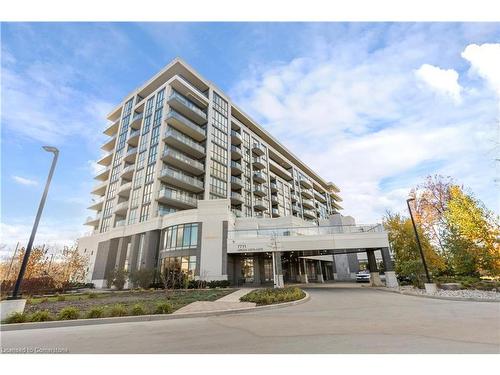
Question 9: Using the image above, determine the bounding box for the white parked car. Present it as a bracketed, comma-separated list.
[356, 271, 371, 283]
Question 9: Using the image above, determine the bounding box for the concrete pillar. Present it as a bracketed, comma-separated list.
[273, 252, 284, 288]
[300, 258, 309, 283]
[317, 260, 324, 283]
[334, 253, 350, 281]
[381, 247, 399, 288]
[367, 249, 384, 287]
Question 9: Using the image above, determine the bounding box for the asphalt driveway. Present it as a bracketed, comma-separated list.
[1, 287, 499, 353]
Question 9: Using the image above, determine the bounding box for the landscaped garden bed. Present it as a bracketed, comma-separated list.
[240, 287, 305, 305]
[3, 289, 236, 324]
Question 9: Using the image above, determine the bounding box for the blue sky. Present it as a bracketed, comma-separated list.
[1, 22, 499, 253]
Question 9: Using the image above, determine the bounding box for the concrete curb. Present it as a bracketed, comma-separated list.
[0, 291, 310, 332]
[374, 287, 500, 303]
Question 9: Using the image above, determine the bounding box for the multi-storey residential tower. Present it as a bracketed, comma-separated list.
[79, 58, 397, 289]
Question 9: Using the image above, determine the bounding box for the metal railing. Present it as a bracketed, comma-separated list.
[163, 148, 204, 171]
[166, 110, 206, 136]
[158, 188, 197, 206]
[160, 167, 204, 189]
[228, 223, 384, 239]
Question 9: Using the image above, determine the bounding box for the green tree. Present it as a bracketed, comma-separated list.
[384, 212, 445, 286]
[444, 186, 500, 276]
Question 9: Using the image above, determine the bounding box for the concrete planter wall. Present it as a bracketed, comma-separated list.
[1, 299, 27, 321]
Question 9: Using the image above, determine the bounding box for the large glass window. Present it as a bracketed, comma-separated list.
[161, 255, 197, 280]
[162, 223, 199, 250]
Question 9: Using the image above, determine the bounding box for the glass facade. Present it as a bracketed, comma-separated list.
[161, 256, 197, 280]
[162, 223, 199, 250]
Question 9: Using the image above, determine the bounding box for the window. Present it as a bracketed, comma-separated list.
[161, 255, 197, 280]
[211, 143, 227, 164]
[210, 160, 227, 181]
[210, 176, 227, 198]
[162, 223, 199, 250]
[140, 204, 150, 222]
[131, 188, 141, 208]
[241, 257, 254, 282]
[145, 164, 155, 183]
[128, 208, 137, 224]
[143, 183, 153, 203]
[137, 151, 147, 169]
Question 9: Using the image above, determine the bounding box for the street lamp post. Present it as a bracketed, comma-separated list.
[406, 198, 431, 283]
[9, 146, 59, 300]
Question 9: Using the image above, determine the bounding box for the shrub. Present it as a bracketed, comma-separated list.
[57, 307, 80, 320]
[86, 292, 97, 299]
[207, 280, 230, 289]
[29, 310, 54, 322]
[129, 269, 155, 289]
[130, 303, 147, 316]
[56, 293, 66, 302]
[154, 301, 173, 314]
[109, 304, 128, 317]
[110, 269, 128, 290]
[240, 287, 305, 305]
[85, 307, 105, 319]
[187, 280, 206, 289]
[3, 312, 28, 324]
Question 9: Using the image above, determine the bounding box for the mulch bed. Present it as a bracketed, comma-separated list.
[24, 289, 236, 315]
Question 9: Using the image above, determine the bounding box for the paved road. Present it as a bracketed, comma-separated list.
[1, 288, 499, 353]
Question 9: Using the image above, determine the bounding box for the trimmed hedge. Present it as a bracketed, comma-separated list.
[240, 287, 305, 305]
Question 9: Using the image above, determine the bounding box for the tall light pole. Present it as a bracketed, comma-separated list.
[406, 198, 431, 283]
[9, 146, 59, 300]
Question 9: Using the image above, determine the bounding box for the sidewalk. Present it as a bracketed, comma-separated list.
[173, 288, 256, 314]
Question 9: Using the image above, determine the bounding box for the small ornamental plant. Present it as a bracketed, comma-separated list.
[109, 304, 128, 317]
[57, 307, 79, 320]
[154, 301, 173, 314]
[29, 310, 54, 322]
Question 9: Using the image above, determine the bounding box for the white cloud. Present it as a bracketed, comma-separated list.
[462, 43, 500, 96]
[12, 175, 38, 186]
[415, 64, 462, 103]
[230, 34, 498, 223]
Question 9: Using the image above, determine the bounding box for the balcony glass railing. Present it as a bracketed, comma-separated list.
[166, 110, 206, 136]
[164, 128, 205, 154]
[231, 161, 242, 170]
[163, 149, 204, 171]
[131, 112, 143, 123]
[129, 129, 140, 138]
[231, 176, 243, 186]
[125, 147, 138, 157]
[231, 192, 243, 201]
[169, 91, 207, 120]
[160, 167, 204, 189]
[231, 145, 242, 155]
[158, 188, 197, 206]
[231, 130, 242, 140]
[231, 209, 243, 218]
[303, 209, 316, 217]
[121, 164, 135, 175]
[176, 74, 209, 98]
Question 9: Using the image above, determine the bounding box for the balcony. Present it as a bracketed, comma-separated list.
[121, 164, 135, 180]
[169, 75, 209, 108]
[303, 209, 317, 219]
[165, 110, 206, 142]
[230, 192, 244, 205]
[230, 161, 243, 176]
[314, 191, 326, 203]
[272, 208, 280, 218]
[252, 143, 265, 156]
[85, 214, 101, 226]
[104, 119, 119, 136]
[231, 130, 242, 145]
[252, 156, 267, 170]
[94, 166, 110, 181]
[127, 128, 140, 146]
[271, 195, 279, 205]
[130, 113, 143, 130]
[157, 188, 197, 209]
[88, 197, 104, 211]
[91, 181, 107, 196]
[118, 182, 132, 197]
[115, 219, 126, 228]
[231, 208, 243, 218]
[163, 128, 205, 158]
[253, 185, 267, 197]
[330, 191, 343, 202]
[270, 182, 278, 193]
[253, 172, 267, 184]
[123, 147, 138, 162]
[159, 167, 204, 193]
[269, 159, 292, 181]
[331, 201, 344, 211]
[167, 91, 207, 125]
[162, 148, 204, 175]
[101, 135, 117, 152]
[300, 177, 313, 189]
[290, 193, 298, 202]
[254, 199, 268, 211]
[114, 201, 129, 215]
[301, 189, 313, 199]
[97, 152, 113, 166]
[302, 198, 315, 209]
[292, 204, 300, 213]
[231, 176, 243, 190]
[231, 145, 242, 160]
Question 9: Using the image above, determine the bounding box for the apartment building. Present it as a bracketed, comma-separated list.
[79, 58, 396, 288]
